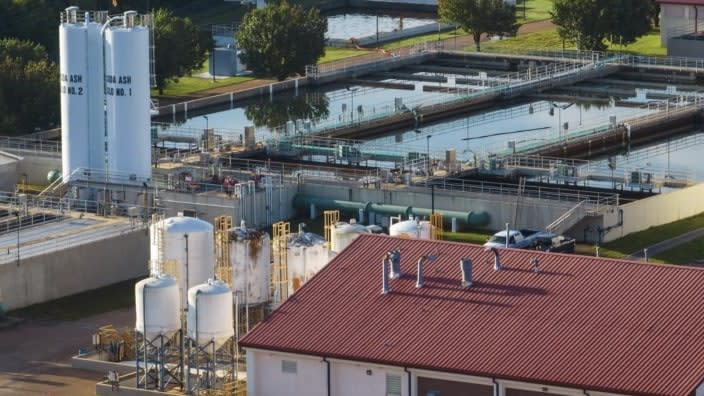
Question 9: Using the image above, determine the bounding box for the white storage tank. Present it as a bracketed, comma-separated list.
[105, 11, 151, 182]
[229, 222, 271, 305]
[389, 215, 433, 240]
[135, 274, 181, 340]
[287, 230, 330, 294]
[187, 279, 234, 351]
[59, 7, 89, 182]
[85, 11, 107, 172]
[149, 214, 215, 307]
[330, 220, 370, 253]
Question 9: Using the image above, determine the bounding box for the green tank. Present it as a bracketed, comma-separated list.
[47, 169, 61, 184]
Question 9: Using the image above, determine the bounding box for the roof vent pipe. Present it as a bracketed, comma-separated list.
[490, 247, 501, 271]
[382, 256, 391, 294]
[389, 249, 401, 279]
[531, 257, 540, 273]
[460, 258, 473, 288]
[416, 256, 426, 288]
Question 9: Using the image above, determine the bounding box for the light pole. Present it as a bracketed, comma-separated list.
[346, 86, 358, 124]
[203, 115, 209, 131]
[426, 134, 431, 178]
[14, 211, 19, 267]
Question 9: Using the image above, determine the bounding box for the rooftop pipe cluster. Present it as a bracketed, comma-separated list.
[381, 247, 541, 295]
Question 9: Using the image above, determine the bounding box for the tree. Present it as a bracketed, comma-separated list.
[438, 0, 518, 52]
[0, 38, 58, 135]
[245, 92, 329, 129]
[153, 8, 213, 94]
[551, 0, 652, 51]
[236, 1, 327, 81]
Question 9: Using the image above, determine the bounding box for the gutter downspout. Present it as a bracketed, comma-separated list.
[492, 378, 500, 396]
[323, 357, 331, 396]
[404, 367, 412, 396]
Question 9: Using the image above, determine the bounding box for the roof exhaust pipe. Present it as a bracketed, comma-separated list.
[382, 254, 391, 294]
[389, 249, 401, 279]
[531, 257, 540, 273]
[416, 254, 437, 288]
[460, 258, 473, 288]
[489, 247, 501, 271]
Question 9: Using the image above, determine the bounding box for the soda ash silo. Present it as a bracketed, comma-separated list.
[59, 7, 107, 181]
[104, 11, 152, 182]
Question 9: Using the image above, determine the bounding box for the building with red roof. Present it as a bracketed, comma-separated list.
[657, 0, 704, 54]
[241, 234, 704, 396]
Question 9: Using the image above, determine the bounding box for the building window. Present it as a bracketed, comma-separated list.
[386, 374, 402, 396]
[281, 360, 297, 374]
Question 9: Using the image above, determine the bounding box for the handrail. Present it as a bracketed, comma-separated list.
[546, 200, 587, 234]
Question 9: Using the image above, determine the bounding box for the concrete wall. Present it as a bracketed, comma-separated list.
[601, 183, 704, 243]
[0, 228, 149, 310]
[299, 182, 574, 231]
[667, 36, 704, 57]
[0, 159, 17, 192]
[7, 151, 61, 186]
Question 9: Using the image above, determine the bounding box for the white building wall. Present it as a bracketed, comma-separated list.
[246, 349, 327, 396]
[660, 4, 704, 46]
[330, 358, 408, 396]
[697, 379, 704, 396]
[246, 349, 632, 396]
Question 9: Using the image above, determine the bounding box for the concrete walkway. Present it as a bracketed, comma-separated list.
[157, 19, 554, 105]
[627, 227, 704, 260]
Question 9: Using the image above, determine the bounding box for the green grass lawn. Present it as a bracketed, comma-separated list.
[654, 236, 704, 265]
[319, 47, 372, 63]
[476, 27, 666, 56]
[442, 230, 493, 245]
[516, 0, 553, 23]
[9, 278, 138, 321]
[151, 75, 254, 98]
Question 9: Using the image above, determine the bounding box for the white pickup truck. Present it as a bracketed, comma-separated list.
[483, 229, 547, 249]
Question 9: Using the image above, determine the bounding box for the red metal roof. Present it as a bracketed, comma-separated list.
[241, 235, 704, 395]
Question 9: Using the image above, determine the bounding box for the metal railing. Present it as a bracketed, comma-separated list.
[546, 200, 587, 234]
[0, 136, 61, 155]
[430, 177, 619, 208]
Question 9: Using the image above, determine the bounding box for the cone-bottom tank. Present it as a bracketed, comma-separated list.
[135, 274, 181, 340]
[187, 279, 234, 351]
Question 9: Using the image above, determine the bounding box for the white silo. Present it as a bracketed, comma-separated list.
[149, 214, 215, 307]
[187, 279, 234, 351]
[330, 220, 370, 253]
[104, 11, 152, 182]
[135, 274, 181, 340]
[229, 222, 271, 305]
[389, 215, 433, 239]
[287, 230, 330, 294]
[85, 11, 107, 172]
[59, 8, 107, 182]
[59, 7, 89, 182]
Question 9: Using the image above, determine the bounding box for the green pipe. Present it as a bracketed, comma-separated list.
[410, 207, 490, 227]
[293, 195, 490, 227]
[292, 195, 370, 213]
[369, 203, 412, 217]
